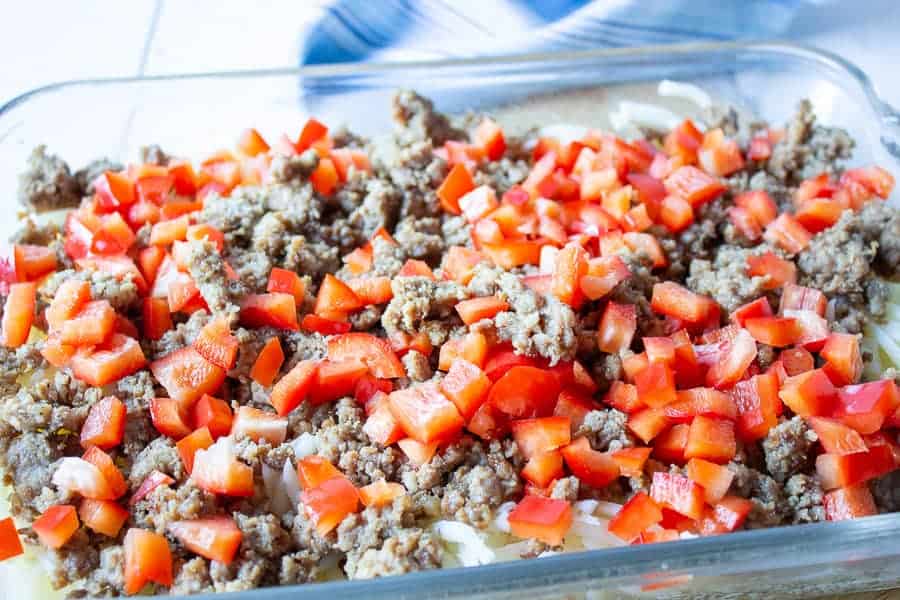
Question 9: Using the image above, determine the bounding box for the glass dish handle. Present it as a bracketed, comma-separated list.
[879, 100, 900, 161]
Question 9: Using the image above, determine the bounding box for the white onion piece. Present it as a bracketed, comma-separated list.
[492, 501, 516, 533]
[291, 432, 319, 458]
[263, 463, 292, 515]
[493, 540, 532, 562]
[540, 245, 559, 274]
[569, 515, 624, 550]
[658, 80, 712, 110]
[615, 101, 682, 131]
[433, 521, 496, 567]
[592, 501, 623, 518]
[573, 499, 599, 516]
[871, 323, 900, 366]
[282, 460, 302, 507]
[539, 124, 589, 146]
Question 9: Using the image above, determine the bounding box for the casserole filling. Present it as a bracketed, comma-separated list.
[0, 88, 898, 596]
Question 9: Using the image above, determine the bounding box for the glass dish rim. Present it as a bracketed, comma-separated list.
[1, 40, 898, 125]
[3, 39, 900, 597]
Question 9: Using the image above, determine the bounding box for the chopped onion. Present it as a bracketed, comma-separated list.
[614, 101, 682, 131]
[492, 501, 516, 533]
[570, 514, 624, 550]
[433, 520, 496, 567]
[493, 540, 532, 562]
[658, 80, 712, 110]
[573, 499, 599, 515]
[540, 245, 559, 274]
[871, 323, 900, 367]
[592, 501, 623, 518]
[282, 460, 302, 507]
[537, 550, 561, 558]
[539, 124, 589, 146]
[291, 432, 319, 458]
[263, 463, 292, 515]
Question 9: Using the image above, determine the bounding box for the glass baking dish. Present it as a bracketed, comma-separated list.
[1, 41, 900, 598]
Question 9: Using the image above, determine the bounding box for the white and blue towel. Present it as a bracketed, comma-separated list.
[300, 0, 819, 65]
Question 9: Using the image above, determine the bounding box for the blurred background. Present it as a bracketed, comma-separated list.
[0, 0, 898, 107]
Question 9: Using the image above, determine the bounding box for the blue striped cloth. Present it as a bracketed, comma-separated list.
[300, 0, 817, 65]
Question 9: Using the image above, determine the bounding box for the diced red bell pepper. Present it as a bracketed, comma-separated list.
[296, 455, 343, 490]
[459, 185, 499, 223]
[310, 157, 339, 195]
[651, 282, 716, 325]
[698, 496, 753, 535]
[240, 293, 299, 331]
[474, 118, 507, 161]
[746, 252, 797, 290]
[781, 309, 829, 351]
[551, 244, 588, 308]
[664, 387, 737, 422]
[59, 299, 116, 346]
[627, 173, 667, 218]
[623, 232, 668, 269]
[79, 499, 128, 538]
[597, 301, 637, 354]
[149, 214, 190, 246]
[326, 332, 404, 379]
[779, 369, 837, 417]
[820, 333, 862, 386]
[841, 166, 894, 199]
[437, 163, 476, 215]
[684, 416, 736, 464]
[314, 274, 362, 315]
[192, 394, 233, 440]
[481, 240, 542, 269]
[141, 297, 173, 341]
[388, 383, 464, 444]
[747, 136, 773, 161]
[95, 170, 136, 209]
[560, 436, 620, 488]
[45, 279, 91, 331]
[635, 361, 677, 408]
[266, 268, 306, 304]
[166, 271, 200, 313]
[363, 396, 404, 446]
[487, 365, 562, 419]
[467, 400, 510, 441]
[33, 505, 79, 549]
[191, 438, 254, 497]
[698, 128, 744, 177]
[580, 256, 631, 301]
[150, 346, 225, 410]
[358, 480, 406, 508]
[511, 416, 572, 460]
[124, 528, 173, 595]
[0, 517, 23, 561]
[610, 446, 652, 478]
[176, 427, 215, 473]
[397, 437, 439, 466]
[395, 259, 434, 279]
[439, 359, 491, 421]
[659, 194, 695, 233]
[82, 446, 128, 499]
[823, 483, 878, 521]
[735, 190, 778, 227]
[308, 359, 368, 405]
[301, 476, 360, 536]
[604, 380, 644, 414]
[628, 407, 671, 443]
[816, 444, 896, 490]
[706, 329, 758, 389]
[744, 316, 801, 347]
[664, 119, 703, 164]
[795, 197, 843, 233]
[608, 491, 663, 542]
[13, 244, 57, 281]
[507, 495, 573, 546]
[663, 165, 726, 207]
[442, 246, 485, 285]
[168, 515, 242, 565]
[52, 457, 115, 500]
[780, 282, 827, 316]
[686, 457, 734, 504]
[807, 417, 866, 456]
[250, 336, 285, 388]
[764, 213, 812, 254]
[346, 276, 393, 306]
[553, 389, 595, 432]
[193, 316, 239, 370]
[130, 471, 175, 506]
[150, 398, 192, 440]
[653, 423, 689, 463]
[230, 406, 287, 445]
[521, 450, 565, 488]
[455, 295, 509, 325]
[300, 314, 351, 335]
[729, 297, 773, 327]
[835, 379, 899, 434]
[357, 376, 393, 406]
[1, 282, 36, 348]
[71, 333, 147, 387]
[730, 372, 781, 441]
[649, 472, 704, 520]
[80, 396, 126, 450]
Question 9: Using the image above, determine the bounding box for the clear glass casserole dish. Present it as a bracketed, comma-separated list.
[0, 41, 899, 599]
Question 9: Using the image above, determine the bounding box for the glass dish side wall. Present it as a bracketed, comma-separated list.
[0, 42, 898, 598]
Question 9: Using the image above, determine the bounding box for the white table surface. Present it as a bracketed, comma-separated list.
[1, 0, 898, 109]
